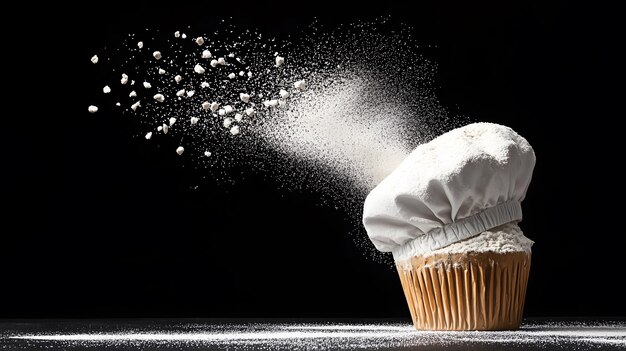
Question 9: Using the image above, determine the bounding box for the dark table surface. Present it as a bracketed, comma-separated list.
[1, 318, 624, 350]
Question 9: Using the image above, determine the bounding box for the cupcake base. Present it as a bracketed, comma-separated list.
[397, 251, 531, 331]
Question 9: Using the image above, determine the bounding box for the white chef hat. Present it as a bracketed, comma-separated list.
[363, 123, 536, 261]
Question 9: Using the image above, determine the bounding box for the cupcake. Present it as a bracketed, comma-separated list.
[363, 123, 536, 331]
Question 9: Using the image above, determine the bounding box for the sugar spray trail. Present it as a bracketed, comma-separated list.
[88, 18, 460, 264]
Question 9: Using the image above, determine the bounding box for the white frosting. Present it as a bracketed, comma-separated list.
[362, 123, 536, 262]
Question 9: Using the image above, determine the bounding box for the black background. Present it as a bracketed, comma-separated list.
[4, 2, 625, 319]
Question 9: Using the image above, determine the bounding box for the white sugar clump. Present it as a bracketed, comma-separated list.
[223, 118, 233, 128]
[230, 125, 240, 135]
[145, 132, 152, 140]
[121, 74, 129, 85]
[201, 101, 211, 110]
[158, 68, 166, 75]
[131, 101, 141, 111]
[204, 151, 211, 157]
[137, 41, 143, 49]
[217, 57, 226, 65]
[294, 80, 306, 90]
[153, 51, 162, 60]
[275, 56, 284, 66]
[129, 90, 137, 98]
[210, 59, 218, 67]
[143, 82, 152, 89]
[186, 90, 195, 97]
[91, 55, 98, 64]
[234, 113, 243, 122]
[240, 93, 250, 103]
[279, 89, 290, 99]
[224, 105, 234, 114]
[429, 223, 533, 256]
[228, 73, 236, 79]
[245, 107, 255, 116]
[176, 146, 184, 155]
[176, 89, 186, 97]
[195, 37, 205, 46]
[210, 102, 219, 112]
[239, 71, 245, 76]
[200, 82, 209, 88]
[194, 64, 205, 74]
[153, 94, 165, 102]
[174, 31, 180, 38]
[169, 117, 177, 126]
[174, 75, 182, 83]
[202, 50, 212, 59]
[88, 105, 98, 113]
[103, 86, 111, 94]
[162, 124, 169, 134]
[190, 117, 199, 125]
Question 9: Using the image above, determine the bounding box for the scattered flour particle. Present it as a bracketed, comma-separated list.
[234, 113, 243, 122]
[217, 57, 226, 65]
[224, 105, 234, 114]
[194, 64, 206, 74]
[228, 73, 236, 79]
[195, 37, 205, 46]
[143, 82, 152, 89]
[278, 99, 287, 108]
[181, 33, 187, 39]
[103, 86, 111, 94]
[204, 151, 211, 157]
[176, 146, 184, 155]
[162, 124, 169, 134]
[210, 59, 218, 67]
[247, 71, 252, 78]
[131, 101, 141, 111]
[294, 80, 306, 90]
[210, 102, 219, 112]
[186, 90, 195, 97]
[228, 53, 235, 58]
[174, 75, 182, 83]
[190, 117, 199, 125]
[121, 74, 129, 85]
[137, 41, 143, 49]
[223, 118, 233, 128]
[129, 91, 137, 98]
[131, 80, 135, 85]
[169, 117, 176, 126]
[115, 102, 121, 106]
[279, 89, 290, 99]
[230, 125, 240, 135]
[200, 82, 209, 88]
[240, 93, 250, 103]
[258, 93, 264, 98]
[239, 71, 245, 76]
[157, 126, 163, 132]
[245, 107, 255, 116]
[91, 55, 98, 64]
[153, 51, 162, 60]
[263, 100, 270, 107]
[88, 105, 98, 113]
[145, 132, 152, 140]
[174, 31, 180, 38]
[202, 101, 210, 110]
[153, 94, 165, 102]
[176, 89, 186, 97]
[269, 99, 279, 107]
[201, 50, 212, 59]
[159, 68, 166, 75]
[218, 109, 226, 116]
[275, 56, 284, 66]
